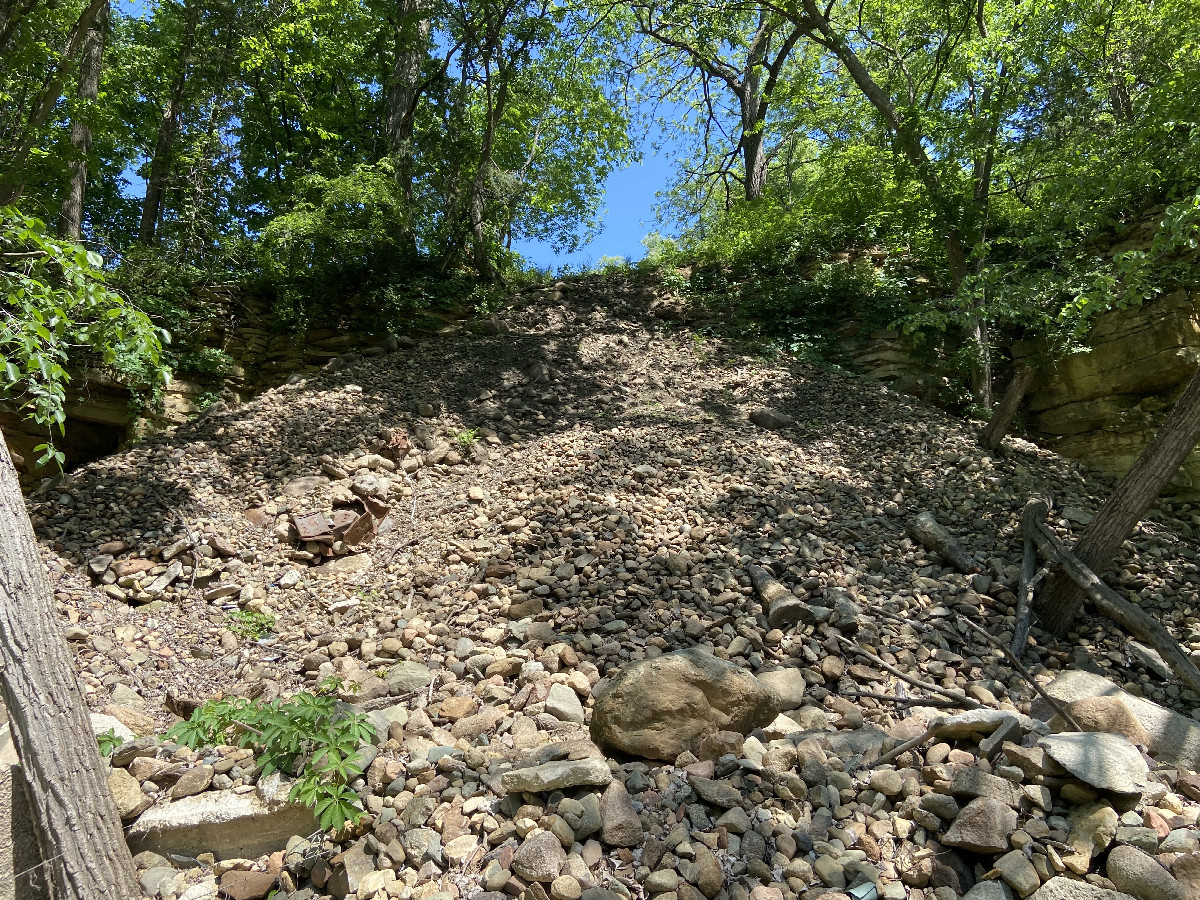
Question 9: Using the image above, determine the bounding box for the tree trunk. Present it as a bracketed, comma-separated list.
[1035, 365, 1200, 635]
[138, 1, 197, 245]
[737, 73, 767, 202]
[980, 364, 1035, 451]
[386, 0, 430, 258]
[742, 129, 767, 201]
[0, 433, 139, 899]
[469, 55, 508, 283]
[59, 2, 108, 240]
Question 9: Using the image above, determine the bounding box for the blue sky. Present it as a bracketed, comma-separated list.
[512, 150, 678, 271]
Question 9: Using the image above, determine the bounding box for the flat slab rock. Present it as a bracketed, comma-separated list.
[1036, 670, 1200, 769]
[127, 783, 317, 861]
[500, 757, 612, 794]
[1029, 877, 1137, 900]
[1037, 732, 1148, 795]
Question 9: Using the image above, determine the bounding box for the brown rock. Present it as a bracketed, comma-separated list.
[109, 768, 152, 820]
[171, 765, 214, 800]
[218, 870, 279, 900]
[590, 649, 781, 761]
[439, 696, 479, 721]
[1052, 696, 1152, 747]
[693, 845, 724, 898]
[599, 781, 642, 847]
[942, 798, 1018, 853]
[100, 704, 156, 735]
[112, 558, 156, 577]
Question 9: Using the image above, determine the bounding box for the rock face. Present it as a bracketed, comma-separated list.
[1021, 287, 1200, 497]
[839, 268, 1200, 496]
[126, 787, 318, 860]
[590, 649, 781, 761]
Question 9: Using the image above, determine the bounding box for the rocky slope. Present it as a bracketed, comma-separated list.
[22, 276, 1200, 900]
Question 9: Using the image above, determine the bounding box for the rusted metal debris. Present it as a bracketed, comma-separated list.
[329, 509, 358, 531]
[291, 500, 389, 554]
[343, 512, 376, 547]
[292, 511, 333, 543]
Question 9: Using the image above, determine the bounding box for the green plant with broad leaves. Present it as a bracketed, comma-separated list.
[225, 610, 275, 641]
[96, 728, 124, 756]
[0, 207, 166, 467]
[455, 428, 479, 452]
[167, 690, 374, 832]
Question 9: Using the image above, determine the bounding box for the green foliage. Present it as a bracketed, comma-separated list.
[258, 164, 413, 312]
[0, 207, 166, 466]
[225, 610, 276, 641]
[455, 428, 479, 452]
[167, 691, 374, 832]
[97, 729, 124, 756]
[663, 254, 918, 367]
[178, 347, 234, 379]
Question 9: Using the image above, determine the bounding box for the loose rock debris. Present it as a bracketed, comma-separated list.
[17, 275, 1200, 900]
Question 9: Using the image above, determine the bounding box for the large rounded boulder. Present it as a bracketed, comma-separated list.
[590, 648, 782, 761]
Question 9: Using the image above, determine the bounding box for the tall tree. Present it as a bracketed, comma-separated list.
[630, 0, 803, 203]
[138, 0, 199, 245]
[59, 1, 109, 239]
[0, 0, 111, 205]
[385, 0, 435, 258]
[782, 0, 1021, 406]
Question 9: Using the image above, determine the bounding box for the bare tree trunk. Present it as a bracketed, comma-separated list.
[0, 433, 139, 899]
[59, 2, 108, 240]
[737, 70, 767, 202]
[1035, 365, 1200, 635]
[386, 0, 430, 258]
[138, 0, 197, 245]
[980, 364, 1034, 451]
[469, 55, 508, 283]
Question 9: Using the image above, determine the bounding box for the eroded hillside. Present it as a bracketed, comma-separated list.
[24, 276, 1200, 900]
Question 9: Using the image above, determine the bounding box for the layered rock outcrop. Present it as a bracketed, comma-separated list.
[1019, 287, 1200, 496]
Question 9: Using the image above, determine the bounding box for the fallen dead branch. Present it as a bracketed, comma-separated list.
[832, 634, 982, 710]
[841, 690, 964, 708]
[1020, 497, 1200, 697]
[958, 617, 1082, 732]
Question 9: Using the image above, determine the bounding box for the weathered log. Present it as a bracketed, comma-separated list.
[0, 435, 139, 898]
[1010, 499, 1048, 658]
[746, 564, 812, 629]
[1020, 498, 1200, 697]
[906, 511, 979, 574]
[979, 365, 1036, 452]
